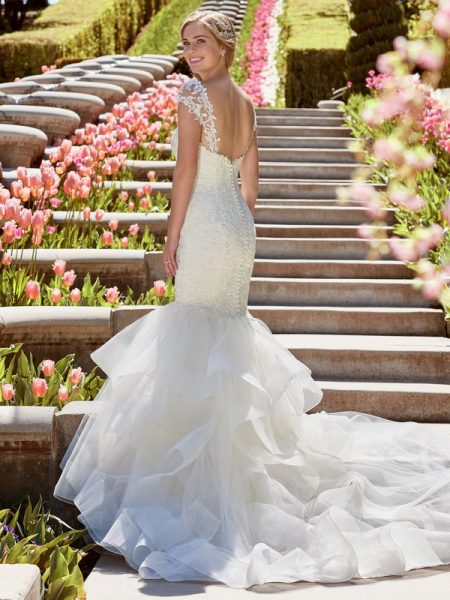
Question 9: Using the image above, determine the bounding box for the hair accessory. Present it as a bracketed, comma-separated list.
[219, 22, 234, 41]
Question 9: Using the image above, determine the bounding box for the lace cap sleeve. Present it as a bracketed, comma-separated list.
[176, 78, 218, 153]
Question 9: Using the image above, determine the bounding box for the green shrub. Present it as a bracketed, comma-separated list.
[285, 0, 350, 107]
[0, 495, 96, 599]
[0, 0, 169, 82]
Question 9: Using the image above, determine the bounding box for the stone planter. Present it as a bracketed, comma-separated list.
[0, 123, 47, 167]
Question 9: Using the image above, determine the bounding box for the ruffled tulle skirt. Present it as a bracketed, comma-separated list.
[53, 300, 450, 588]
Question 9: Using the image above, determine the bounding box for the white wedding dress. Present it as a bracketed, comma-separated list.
[54, 77, 450, 589]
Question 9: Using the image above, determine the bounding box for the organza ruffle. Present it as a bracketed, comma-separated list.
[53, 301, 450, 588]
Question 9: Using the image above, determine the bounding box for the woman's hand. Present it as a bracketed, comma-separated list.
[162, 237, 179, 278]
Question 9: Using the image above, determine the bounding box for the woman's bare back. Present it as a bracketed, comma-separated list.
[200, 78, 256, 162]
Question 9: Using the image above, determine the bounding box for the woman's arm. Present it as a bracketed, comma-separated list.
[163, 101, 201, 278]
[239, 130, 259, 217]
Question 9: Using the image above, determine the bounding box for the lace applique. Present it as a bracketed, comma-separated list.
[176, 78, 218, 153]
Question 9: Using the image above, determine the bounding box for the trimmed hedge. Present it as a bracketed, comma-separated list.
[0, 0, 170, 82]
[346, 0, 408, 93]
[285, 0, 350, 107]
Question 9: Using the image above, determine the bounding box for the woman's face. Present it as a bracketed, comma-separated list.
[181, 21, 223, 74]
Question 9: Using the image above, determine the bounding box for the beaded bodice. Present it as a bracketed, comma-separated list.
[170, 78, 257, 316]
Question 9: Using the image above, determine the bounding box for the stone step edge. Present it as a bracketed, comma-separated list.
[2, 397, 450, 454]
[0, 306, 448, 338]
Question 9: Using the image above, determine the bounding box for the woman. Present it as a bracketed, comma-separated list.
[54, 10, 450, 589]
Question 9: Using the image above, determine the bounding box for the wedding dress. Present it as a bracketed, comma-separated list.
[53, 77, 450, 589]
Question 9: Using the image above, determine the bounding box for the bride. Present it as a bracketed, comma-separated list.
[54, 9, 450, 589]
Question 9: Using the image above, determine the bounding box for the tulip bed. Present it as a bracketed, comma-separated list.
[0, 73, 191, 308]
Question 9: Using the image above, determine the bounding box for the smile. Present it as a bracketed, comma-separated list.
[190, 57, 204, 63]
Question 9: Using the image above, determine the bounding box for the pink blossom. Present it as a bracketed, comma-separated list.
[108, 218, 119, 231]
[69, 367, 84, 385]
[25, 280, 41, 300]
[32, 377, 47, 398]
[58, 385, 69, 402]
[2, 253, 12, 266]
[95, 208, 105, 221]
[139, 197, 150, 209]
[154, 280, 166, 297]
[105, 286, 120, 303]
[83, 206, 91, 221]
[2, 383, 14, 401]
[62, 269, 76, 287]
[120, 236, 129, 248]
[128, 223, 139, 236]
[41, 360, 55, 377]
[102, 230, 114, 246]
[50, 288, 62, 303]
[52, 259, 66, 276]
[70, 288, 82, 303]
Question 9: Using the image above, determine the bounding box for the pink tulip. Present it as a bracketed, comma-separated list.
[83, 206, 91, 221]
[32, 377, 48, 398]
[41, 360, 55, 377]
[50, 288, 62, 303]
[25, 280, 41, 300]
[120, 236, 129, 248]
[128, 223, 139, 236]
[69, 367, 84, 385]
[70, 288, 82, 303]
[2, 384, 14, 401]
[108, 218, 119, 231]
[95, 209, 105, 221]
[2, 253, 12, 266]
[139, 198, 150, 209]
[127, 201, 135, 211]
[102, 230, 114, 246]
[154, 280, 166, 297]
[62, 269, 76, 287]
[31, 210, 45, 230]
[58, 385, 69, 402]
[52, 259, 66, 276]
[105, 286, 119, 303]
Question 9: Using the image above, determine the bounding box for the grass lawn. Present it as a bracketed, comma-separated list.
[128, 0, 203, 56]
[285, 0, 350, 50]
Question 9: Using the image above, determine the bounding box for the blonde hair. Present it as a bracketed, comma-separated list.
[180, 10, 236, 76]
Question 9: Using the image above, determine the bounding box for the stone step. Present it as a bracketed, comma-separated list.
[100, 179, 384, 200]
[84, 554, 450, 599]
[254, 224, 392, 238]
[256, 147, 357, 163]
[48, 212, 392, 239]
[282, 333, 450, 384]
[315, 381, 450, 421]
[255, 107, 344, 117]
[125, 159, 367, 180]
[10, 249, 411, 282]
[257, 125, 352, 138]
[1, 308, 447, 383]
[255, 116, 344, 126]
[249, 277, 438, 307]
[254, 205, 395, 225]
[249, 306, 445, 336]
[255, 237, 398, 260]
[252, 259, 411, 279]
[255, 198, 367, 206]
[257, 136, 352, 149]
